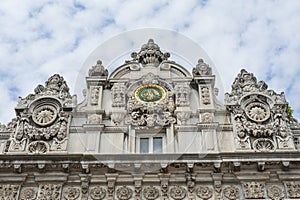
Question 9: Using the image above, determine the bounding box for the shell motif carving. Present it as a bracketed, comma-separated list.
[116, 186, 133, 200]
[89, 186, 106, 200]
[253, 138, 276, 152]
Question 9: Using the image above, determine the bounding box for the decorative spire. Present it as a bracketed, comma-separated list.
[88, 60, 108, 77]
[131, 39, 170, 66]
[192, 59, 212, 76]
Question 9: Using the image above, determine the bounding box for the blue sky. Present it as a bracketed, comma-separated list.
[0, 0, 300, 123]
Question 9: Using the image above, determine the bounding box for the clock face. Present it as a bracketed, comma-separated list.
[135, 84, 166, 103]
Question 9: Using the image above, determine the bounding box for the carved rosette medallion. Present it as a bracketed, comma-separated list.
[267, 185, 284, 200]
[195, 186, 213, 199]
[89, 186, 106, 200]
[32, 104, 58, 126]
[135, 84, 166, 103]
[143, 186, 159, 200]
[170, 186, 187, 200]
[245, 102, 270, 122]
[253, 138, 276, 152]
[63, 187, 80, 200]
[116, 186, 133, 200]
[20, 188, 37, 200]
[38, 184, 61, 200]
[223, 185, 240, 200]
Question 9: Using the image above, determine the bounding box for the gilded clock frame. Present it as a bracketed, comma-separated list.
[134, 84, 166, 103]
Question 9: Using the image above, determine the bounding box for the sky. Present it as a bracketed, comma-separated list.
[0, 0, 300, 124]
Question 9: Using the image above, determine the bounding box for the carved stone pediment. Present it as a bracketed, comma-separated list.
[6, 75, 73, 154]
[226, 70, 295, 152]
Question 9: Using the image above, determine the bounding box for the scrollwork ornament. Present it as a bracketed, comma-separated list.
[267, 185, 284, 200]
[63, 187, 80, 200]
[195, 186, 213, 199]
[143, 186, 159, 200]
[223, 185, 240, 200]
[20, 188, 37, 200]
[89, 186, 106, 200]
[116, 186, 133, 200]
[170, 186, 187, 200]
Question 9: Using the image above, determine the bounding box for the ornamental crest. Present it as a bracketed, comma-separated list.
[225, 69, 295, 151]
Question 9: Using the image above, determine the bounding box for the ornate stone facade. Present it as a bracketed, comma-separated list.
[0, 39, 299, 199]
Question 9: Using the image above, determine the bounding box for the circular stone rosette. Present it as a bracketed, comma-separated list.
[63, 187, 80, 200]
[116, 186, 133, 200]
[20, 188, 37, 200]
[170, 186, 187, 200]
[30, 98, 61, 126]
[245, 102, 270, 122]
[134, 84, 166, 103]
[89, 186, 106, 200]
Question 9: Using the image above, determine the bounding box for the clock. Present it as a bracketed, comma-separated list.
[135, 84, 166, 103]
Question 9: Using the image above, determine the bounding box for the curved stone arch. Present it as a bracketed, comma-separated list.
[239, 93, 274, 110]
[28, 96, 63, 113]
[109, 62, 141, 80]
[161, 61, 192, 78]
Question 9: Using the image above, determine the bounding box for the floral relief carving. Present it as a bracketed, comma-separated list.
[195, 186, 213, 199]
[170, 185, 187, 200]
[243, 182, 265, 199]
[286, 182, 300, 198]
[143, 186, 159, 200]
[89, 186, 106, 200]
[267, 185, 284, 200]
[112, 83, 127, 107]
[27, 141, 49, 154]
[201, 87, 210, 105]
[245, 102, 270, 123]
[116, 186, 133, 200]
[20, 187, 37, 200]
[90, 87, 100, 105]
[174, 83, 190, 106]
[38, 184, 62, 200]
[63, 187, 81, 200]
[201, 113, 213, 123]
[0, 184, 20, 199]
[223, 185, 240, 200]
[126, 93, 176, 128]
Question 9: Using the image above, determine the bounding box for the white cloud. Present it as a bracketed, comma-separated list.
[0, 0, 300, 123]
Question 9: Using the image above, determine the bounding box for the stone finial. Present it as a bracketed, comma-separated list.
[192, 59, 212, 76]
[88, 60, 108, 77]
[131, 39, 170, 66]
